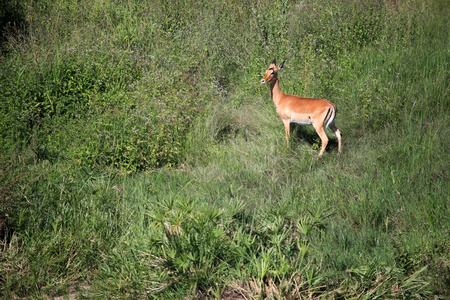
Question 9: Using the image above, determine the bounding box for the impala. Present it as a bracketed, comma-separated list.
[261, 59, 342, 157]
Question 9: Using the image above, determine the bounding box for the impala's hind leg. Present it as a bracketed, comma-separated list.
[329, 124, 342, 154]
[313, 123, 329, 158]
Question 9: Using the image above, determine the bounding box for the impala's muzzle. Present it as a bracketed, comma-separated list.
[261, 79, 266, 84]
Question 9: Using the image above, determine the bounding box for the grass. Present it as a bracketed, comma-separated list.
[1, 0, 449, 298]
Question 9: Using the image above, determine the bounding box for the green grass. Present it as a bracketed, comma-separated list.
[1, 0, 449, 298]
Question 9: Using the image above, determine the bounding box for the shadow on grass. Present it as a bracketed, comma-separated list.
[0, 0, 26, 53]
[291, 125, 340, 154]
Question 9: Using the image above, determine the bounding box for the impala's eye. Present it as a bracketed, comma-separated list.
[270, 71, 274, 75]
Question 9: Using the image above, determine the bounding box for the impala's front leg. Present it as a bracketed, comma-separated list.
[283, 119, 290, 147]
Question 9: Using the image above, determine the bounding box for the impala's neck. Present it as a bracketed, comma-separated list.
[270, 77, 283, 107]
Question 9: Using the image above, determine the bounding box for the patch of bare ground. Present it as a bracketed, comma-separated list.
[48, 284, 91, 300]
[221, 286, 248, 300]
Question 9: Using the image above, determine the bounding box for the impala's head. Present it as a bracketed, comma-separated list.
[261, 59, 284, 84]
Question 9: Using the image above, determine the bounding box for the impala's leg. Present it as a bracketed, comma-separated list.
[329, 124, 342, 154]
[283, 119, 290, 147]
[313, 123, 328, 157]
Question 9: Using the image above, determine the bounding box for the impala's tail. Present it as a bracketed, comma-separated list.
[324, 106, 336, 129]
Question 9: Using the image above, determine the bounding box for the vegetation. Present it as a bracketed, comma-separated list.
[0, 0, 448, 298]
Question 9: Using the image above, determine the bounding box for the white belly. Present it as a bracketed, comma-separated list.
[290, 120, 312, 125]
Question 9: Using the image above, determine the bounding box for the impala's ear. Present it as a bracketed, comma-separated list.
[269, 59, 276, 68]
[273, 61, 284, 73]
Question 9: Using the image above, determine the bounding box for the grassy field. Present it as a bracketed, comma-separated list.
[0, 0, 448, 298]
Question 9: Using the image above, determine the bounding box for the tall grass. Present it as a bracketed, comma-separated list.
[1, 0, 449, 298]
